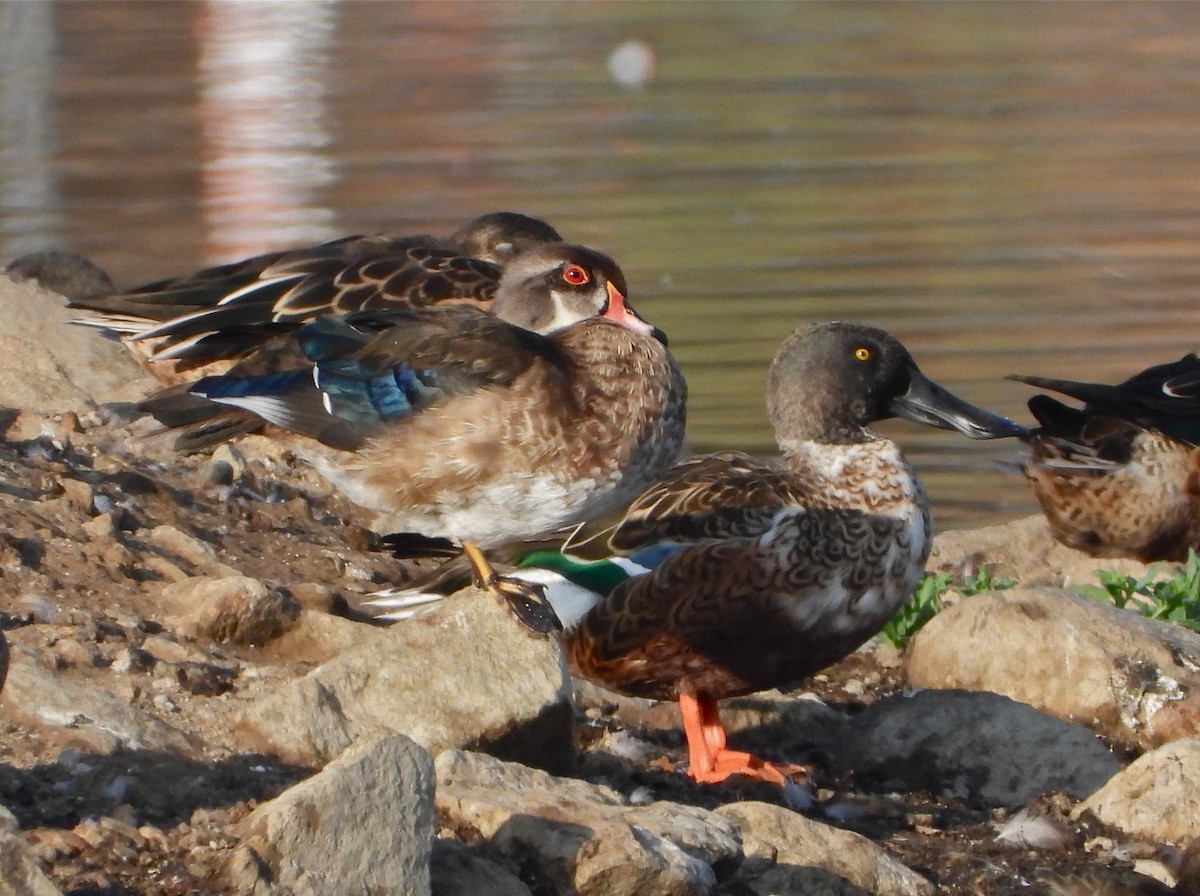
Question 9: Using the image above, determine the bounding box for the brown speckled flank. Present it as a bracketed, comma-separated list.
[1013, 353, 1200, 562]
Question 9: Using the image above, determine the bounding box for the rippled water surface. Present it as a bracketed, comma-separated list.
[5, 1, 1200, 529]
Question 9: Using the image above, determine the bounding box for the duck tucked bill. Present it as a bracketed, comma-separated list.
[1012, 353, 1200, 562]
[67, 211, 562, 383]
[372, 321, 1025, 785]
[125, 241, 687, 554]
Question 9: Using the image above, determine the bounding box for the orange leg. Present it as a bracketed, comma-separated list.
[678, 693, 807, 786]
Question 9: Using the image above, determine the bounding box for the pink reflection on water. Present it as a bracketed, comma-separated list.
[196, 0, 339, 263]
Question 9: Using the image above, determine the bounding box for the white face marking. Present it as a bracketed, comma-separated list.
[540, 291, 592, 334]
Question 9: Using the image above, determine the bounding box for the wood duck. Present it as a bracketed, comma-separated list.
[136, 242, 687, 553]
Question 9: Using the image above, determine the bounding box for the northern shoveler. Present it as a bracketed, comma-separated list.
[133, 242, 687, 553]
[67, 211, 562, 383]
[372, 322, 1025, 784]
[1011, 353, 1200, 562]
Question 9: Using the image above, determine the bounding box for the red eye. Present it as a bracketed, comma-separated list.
[561, 264, 590, 286]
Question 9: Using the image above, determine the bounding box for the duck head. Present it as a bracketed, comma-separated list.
[492, 243, 666, 344]
[768, 321, 1027, 445]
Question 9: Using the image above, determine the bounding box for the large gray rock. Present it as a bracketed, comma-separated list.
[907, 587, 1200, 750]
[435, 750, 742, 896]
[841, 689, 1120, 808]
[716, 801, 932, 896]
[234, 587, 573, 770]
[0, 276, 141, 412]
[1, 655, 197, 756]
[1076, 737, 1200, 846]
[234, 733, 434, 896]
[0, 806, 64, 896]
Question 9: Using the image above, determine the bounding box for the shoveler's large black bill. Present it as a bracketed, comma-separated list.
[891, 366, 1028, 440]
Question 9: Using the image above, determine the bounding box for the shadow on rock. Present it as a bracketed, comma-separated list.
[0, 748, 310, 829]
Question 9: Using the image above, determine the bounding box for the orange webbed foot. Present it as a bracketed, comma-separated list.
[679, 693, 808, 786]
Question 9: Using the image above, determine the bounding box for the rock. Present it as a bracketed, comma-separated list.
[930, 515, 1157, 589]
[0, 806, 65, 896]
[1076, 737, 1200, 845]
[906, 587, 1200, 750]
[258, 607, 389, 666]
[436, 750, 740, 896]
[59, 477, 95, 514]
[233, 587, 572, 769]
[235, 733, 433, 896]
[3, 249, 116, 299]
[716, 801, 932, 896]
[50, 637, 98, 669]
[206, 444, 247, 485]
[1, 656, 197, 756]
[286, 582, 342, 615]
[0, 276, 142, 413]
[430, 839, 533, 896]
[144, 525, 242, 578]
[163, 575, 300, 646]
[840, 689, 1120, 808]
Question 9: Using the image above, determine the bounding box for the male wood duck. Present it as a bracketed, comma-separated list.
[136, 242, 686, 552]
[1011, 353, 1200, 562]
[372, 322, 1025, 785]
[67, 211, 562, 382]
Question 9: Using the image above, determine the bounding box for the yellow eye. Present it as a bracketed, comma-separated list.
[854, 347, 872, 361]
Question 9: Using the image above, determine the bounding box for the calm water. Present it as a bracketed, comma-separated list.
[4, 1, 1200, 529]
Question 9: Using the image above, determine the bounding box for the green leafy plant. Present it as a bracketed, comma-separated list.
[881, 573, 952, 648]
[1079, 550, 1200, 633]
[960, 568, 1018, 596]
[881, 568, 1017, 648]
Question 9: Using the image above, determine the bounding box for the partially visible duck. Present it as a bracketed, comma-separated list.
[3, 249, 117, 300]
[373, 322, 1025, 784]
[1011, 353, 1200, 561]
[67, 211, 561, 382]
[139, 242, 686, 552]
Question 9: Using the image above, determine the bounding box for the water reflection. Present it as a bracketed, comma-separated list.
[0, 2, 61, 257]
[197, 0, 338, 263]
[6, 2, 1200, 529]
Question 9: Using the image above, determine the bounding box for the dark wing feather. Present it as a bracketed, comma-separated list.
[158, 307, 562, 450]
[1013, 353, 1200, 447]
[69, 237, 504, 368]
[609, 451, 811, 552]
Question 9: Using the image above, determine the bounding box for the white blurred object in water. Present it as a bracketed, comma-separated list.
[608, 40, 655, 89]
